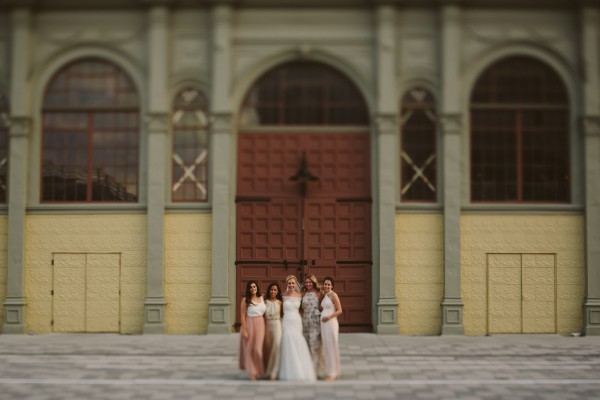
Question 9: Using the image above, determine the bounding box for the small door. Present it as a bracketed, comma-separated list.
[53, 253, 87, 332]
[52, 252, 121, 333]
[487, 253, 556, 334]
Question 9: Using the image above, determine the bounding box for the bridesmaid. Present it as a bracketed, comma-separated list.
[301, 274, 323, 375]
[263, 282, 283, 380]
[320, 276, 342, 381]
[238, 280, 266, 380]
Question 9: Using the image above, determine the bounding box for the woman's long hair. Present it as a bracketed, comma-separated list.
[302, 274, 321, 293]
[245, 280, 261, 305]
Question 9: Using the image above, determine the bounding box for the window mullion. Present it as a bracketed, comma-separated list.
[516, 111, 523, 202]
[86, 112, 94, 202]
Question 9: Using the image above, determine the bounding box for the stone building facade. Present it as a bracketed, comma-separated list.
[0, 0, 599, 336]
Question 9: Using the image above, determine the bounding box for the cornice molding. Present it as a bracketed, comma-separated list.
[0, 0, 585, 10]
[210, 112, 233, 133]
[375, 113, 400, 134]
[582, 116, 600, 137]
[145, 113, 170, 133]
[440, 113, 462, 135]
[8, 117, 31, 137]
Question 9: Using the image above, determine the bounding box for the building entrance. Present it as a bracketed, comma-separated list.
[235, 131, 372, 332]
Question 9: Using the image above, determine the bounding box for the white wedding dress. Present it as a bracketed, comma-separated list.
[278, 296, 317, 381]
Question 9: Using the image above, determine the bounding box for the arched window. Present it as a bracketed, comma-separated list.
[0, 93, 8, 203]
[41, 58, 140, 202]
[239, 61, 368, 126]
[470, 56, 569, 203]
[171, 87, 209, 202]
[400, 87, 437, 202]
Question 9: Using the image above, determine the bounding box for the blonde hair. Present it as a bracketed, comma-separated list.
[285, 275, 297, 284]
[303, 274, 321, 292]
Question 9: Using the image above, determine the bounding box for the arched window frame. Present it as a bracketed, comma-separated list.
[239, 61, 368, 127]
[40, 58, 140, 203]
[0, 92, 9, 203]
[170, 86, 210, 203]
[469, 56, 570, 203]
[399, 87, 438, 203]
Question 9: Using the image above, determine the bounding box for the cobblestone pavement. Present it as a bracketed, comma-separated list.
[0, 333, 599, 399]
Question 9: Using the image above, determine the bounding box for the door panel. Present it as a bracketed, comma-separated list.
[237, 131, 372, 332]
[52, 253, 121, 333]
[487, 253, 556, 334]
[53, 253, 86, 332]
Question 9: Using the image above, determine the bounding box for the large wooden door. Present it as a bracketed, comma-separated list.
[236, 131, 372, 332]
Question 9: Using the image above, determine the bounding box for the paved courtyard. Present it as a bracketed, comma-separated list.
[0, 333, 599, 399]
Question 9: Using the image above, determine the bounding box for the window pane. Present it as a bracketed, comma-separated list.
[44, 59, 138, 108]
[41, 59, 139, 202]
[471, 110, 517, 201]
[400, 87, 437, 202]
[470, 56, 569, 203]
[41, 113, 89, 202]
[240, 62, 368, 126]
[172, 88, 209, 202]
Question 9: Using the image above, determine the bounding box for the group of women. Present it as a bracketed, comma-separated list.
[238, 274, 342, 382]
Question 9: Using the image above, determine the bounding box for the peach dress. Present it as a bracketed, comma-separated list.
[238, 297, 266, 377]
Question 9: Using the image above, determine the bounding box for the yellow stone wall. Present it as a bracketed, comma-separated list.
[25, 215, 147, 334]
[395, 214, 444, 335]
[164, 214, 212, 334]
[462, 215, 584, 336]
[0, 215, 7, 326]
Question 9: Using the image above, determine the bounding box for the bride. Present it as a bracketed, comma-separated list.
[278, 274, 317, 381]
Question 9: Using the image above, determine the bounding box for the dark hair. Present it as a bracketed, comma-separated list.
[323, 276, 335, 288]
[245, 280, 261, 305]
[265, 282, 283, 301]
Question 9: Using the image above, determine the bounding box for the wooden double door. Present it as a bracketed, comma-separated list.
[236, 131, 372, 332]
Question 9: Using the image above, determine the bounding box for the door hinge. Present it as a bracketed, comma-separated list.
[51, 259, 54, 266]
[51, 320, 54, 326]
[51, 290, 54, 295]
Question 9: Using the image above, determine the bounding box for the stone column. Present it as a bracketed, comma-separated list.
[439, 4, 464, 335]
[207, 4, 233, 334]
[581, 7, 600, 336]
[143, 5, 169, 334]
[3, 8, 31, 334]
[374, 4, 400, 334]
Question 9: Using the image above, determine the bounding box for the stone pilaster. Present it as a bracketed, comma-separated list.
[440, 113, 464, 334]
[207, 4, 234, 333]
[375, 114, 400, 333]
[3, 116, 30, 334]
[207, 112, 233, 333]
[3, 8, 31, 334]
[374, 5, 400, 334]
[581, 6, 600, 336]
[143, 5, 169, 334]
[582, 115, 600, 335]
[439, 4, 464, 335]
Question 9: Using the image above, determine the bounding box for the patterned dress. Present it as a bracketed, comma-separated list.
[301, 290, 322, 374]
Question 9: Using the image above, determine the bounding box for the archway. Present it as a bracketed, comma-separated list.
[236, 61, 372, 332]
